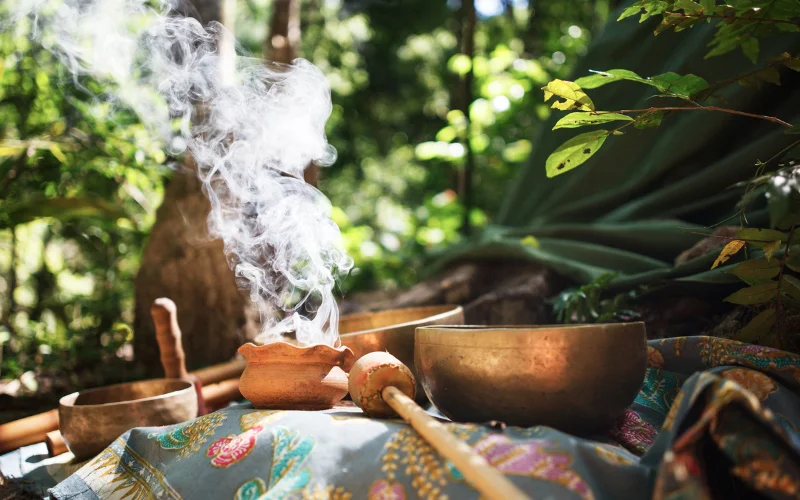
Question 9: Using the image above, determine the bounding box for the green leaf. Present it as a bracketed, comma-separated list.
[729, 258, 780, 281]
[542, 80, 594, 111]
[781, 275, 800, 301]
[736, 307, 777, 343]
[712, 239, 745, 269]
[649, 72, 708, 98]
[741, 37, 759, 64]
[724, 282, 779, 305]
[674, 0, 702, 14]
[786, 254, 800, 273]
[763, 240, 783, 261]
[520, 235, 540, 248]
[49, 144, 67, 163]
[634, 111, 664, 129]
[0, 196, 130, 228]
[736, 228, 788, 244]
[0, 146, 25, 157]
[545, 130, 609, 178]
[617, 4, 642, 21]
[552, 112, 633, 130]
[574, 69, 644, 89]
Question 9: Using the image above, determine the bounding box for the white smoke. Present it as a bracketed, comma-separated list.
[9, 0, 353, 346]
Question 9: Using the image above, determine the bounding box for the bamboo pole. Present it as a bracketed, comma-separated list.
[382, 386, 530, 500]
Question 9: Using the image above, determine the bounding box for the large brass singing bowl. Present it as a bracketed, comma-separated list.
[59, 379, 198, 461]
[340, 305, 464, 402]
[415, 323, 647, 433]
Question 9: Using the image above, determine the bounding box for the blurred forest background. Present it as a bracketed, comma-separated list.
[1, 0, 799, 415]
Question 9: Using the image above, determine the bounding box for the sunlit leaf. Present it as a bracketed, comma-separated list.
[574, 69, 644, 89]
[711, 239, 745, 269]
[763, 240, 783, 261]
[736, 307, 776, 342]
[545, 130, 609, 178]
[737, 228, 788, 244]
[617, 5, 642, 21]
[541, 80, 594, 112]
[49, 144, 67, 163]
[448, 54, 472, 76]
[724, 282, 778, 305]
[0, 196, 130, 228]
[552, 112, 632, 130]
[729, 258, 780, 281]
[649, 72, 708, 97]
[521, 235, 540, 248]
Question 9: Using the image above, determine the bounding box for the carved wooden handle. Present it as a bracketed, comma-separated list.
[151, 297, 189, 380]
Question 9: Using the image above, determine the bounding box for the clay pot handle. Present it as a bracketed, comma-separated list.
[151, 298, 189, 380]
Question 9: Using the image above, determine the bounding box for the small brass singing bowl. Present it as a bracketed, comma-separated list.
[340, 305, 464, 403]
[59, 379, 198, 461]
[415, 323, 647, 434]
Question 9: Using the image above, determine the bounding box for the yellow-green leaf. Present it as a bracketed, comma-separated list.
[0, 146, 24, 157]
[521, 235, 540, 248]
[711, 240, 745, 269]
[49, 144, 67, 163]
[541, 80, 594, 112]
[736, 307, 776, 343]
[781, 275, 800, 301]
[552, 112, 632, 130]
[736, 228, 787, 244]
[763, 240, 783, 261]
[729, 258, 780, 281]
[724, 282, 778, 305]
[545, 130, 609, 178]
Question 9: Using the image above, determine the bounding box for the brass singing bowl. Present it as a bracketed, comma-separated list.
[415, 323, 647, 433]
[59, 379, 198, 461]
[340, 305, 464, 402]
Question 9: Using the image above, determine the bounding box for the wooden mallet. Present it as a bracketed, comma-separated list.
[348, 352, 530, 500]
[151, 297, 207, 415]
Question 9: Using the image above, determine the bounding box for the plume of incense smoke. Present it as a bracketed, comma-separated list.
[10, 0, 353, 346]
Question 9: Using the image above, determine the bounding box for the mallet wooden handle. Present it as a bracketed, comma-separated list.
[151, 298, 189, 380]
[382, 386, 530, 500]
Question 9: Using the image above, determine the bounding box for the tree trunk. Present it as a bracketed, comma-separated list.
[266, 0, 319, 186]
[133, 0, 255, 375]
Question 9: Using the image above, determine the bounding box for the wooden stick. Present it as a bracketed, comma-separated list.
[0, 409, 59, 455]
[152, 298, 189, 380]
[382, 386, 530, 500]
[191, 358, 246, 386]
[45, 429, 67, 457]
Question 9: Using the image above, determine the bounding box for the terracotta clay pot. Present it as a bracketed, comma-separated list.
[238, 342, 354, 410]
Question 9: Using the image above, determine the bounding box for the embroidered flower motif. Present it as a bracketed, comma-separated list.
[635, 368, 680, 415]
[149, 412, 227, 458]
[647, 346, 665, 368]
[240, 410, 283, 431]
[721, 368, 778, 401]
[207, 425, 263, 468]
[368, 480, 406, 500]
[233, 427, 315, 500]
[473, 435, 595, 500]
[609, 410, 658, 455]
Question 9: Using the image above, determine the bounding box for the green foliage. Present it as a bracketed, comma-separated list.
[551, 273, 642, 324]
[0, 10, 166, 381]
[620, 0, 800, 62]
[542, 1, 799, 179]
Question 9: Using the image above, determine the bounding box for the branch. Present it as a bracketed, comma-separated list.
[665, 11, 800, 27]
[612, 106, 793, 128]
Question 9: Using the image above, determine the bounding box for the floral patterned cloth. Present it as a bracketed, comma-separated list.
[40, 336, 800, 499]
